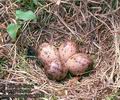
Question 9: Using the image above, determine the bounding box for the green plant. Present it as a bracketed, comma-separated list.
[7, 23, 20, 40]
[0, 58, 7, 78]
[7, 10, 36, 41]
[111, 0, 118, 10]
[16, 10, 36, 21]
[106, 95, 118, 100]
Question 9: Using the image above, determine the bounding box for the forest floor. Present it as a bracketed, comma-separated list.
[0, 0, 120, 100]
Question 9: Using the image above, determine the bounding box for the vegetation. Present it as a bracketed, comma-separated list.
[0, 0, 120, 99]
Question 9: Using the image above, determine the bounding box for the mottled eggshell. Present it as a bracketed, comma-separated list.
[59, 41, 77, 63]
[38, 43, 68, 81]
[65, 53, 93, 76]
[44, 59, 68, 81]
[38, 43, 59, 64]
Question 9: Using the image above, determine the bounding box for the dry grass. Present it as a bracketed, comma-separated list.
[0, 0, 120, 99]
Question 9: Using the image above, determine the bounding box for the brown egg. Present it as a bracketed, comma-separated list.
[59, 41, 77, 63]
[38, 43, 59, 64]
[38, 43, 68, 81]
[65, 53, 93, 76]
[44, 59, 68, 81]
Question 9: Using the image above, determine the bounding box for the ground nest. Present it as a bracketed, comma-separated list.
[0, 0, 120, 100]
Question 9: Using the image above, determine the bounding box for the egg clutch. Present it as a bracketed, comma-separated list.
[37, 41, 93, 81]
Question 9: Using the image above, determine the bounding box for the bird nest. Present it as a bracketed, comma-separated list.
[0, 0, 120, 99]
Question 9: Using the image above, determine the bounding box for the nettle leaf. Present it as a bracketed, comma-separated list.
[16, 10, 36, 21]
[7, 23, 20, 40]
